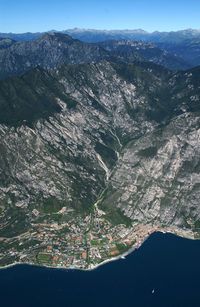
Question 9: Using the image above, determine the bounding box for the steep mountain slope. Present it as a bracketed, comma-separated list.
[0, 61, 159, 217]
[97, 64, 200, 230]
[0, 68, 63, 126]
[100, 112, 200, 228]
[0, 35, 200, 267]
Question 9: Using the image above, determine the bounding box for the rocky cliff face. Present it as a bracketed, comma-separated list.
[101, 112, 200, 229]
[0, 61, 155, 216]
[1, 58, 200, 231]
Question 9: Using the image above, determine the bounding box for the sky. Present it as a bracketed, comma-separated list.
[0, 0, 200, 33]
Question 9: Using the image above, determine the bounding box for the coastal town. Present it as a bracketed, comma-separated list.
[0, 203, 195, 269]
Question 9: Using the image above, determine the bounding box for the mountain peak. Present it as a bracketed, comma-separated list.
[39, 32, 76, 44]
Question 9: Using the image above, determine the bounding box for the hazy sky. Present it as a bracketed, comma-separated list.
[0, 0, 200, 33]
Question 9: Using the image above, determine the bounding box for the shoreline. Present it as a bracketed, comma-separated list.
[0, 229, 195, 272]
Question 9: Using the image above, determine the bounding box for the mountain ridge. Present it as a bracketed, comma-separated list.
[1, 28, 200, 68]
[0, 32, 191, 81]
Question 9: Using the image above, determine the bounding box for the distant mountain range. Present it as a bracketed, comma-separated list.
[1, 28, 200, 43]
[1, 28, 200, 68]
[0, 31, 194, 81]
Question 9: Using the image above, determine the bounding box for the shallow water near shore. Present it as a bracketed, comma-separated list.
[1, 232, 200, 307]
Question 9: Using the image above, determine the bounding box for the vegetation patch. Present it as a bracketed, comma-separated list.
[37, 253, 52, 264]
[40, 197, 64, 214]
[138, 146, 158, 158]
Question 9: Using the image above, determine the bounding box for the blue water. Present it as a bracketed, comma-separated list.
[0, 232, 200, 307]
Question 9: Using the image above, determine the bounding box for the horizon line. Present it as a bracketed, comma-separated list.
[1, 27, 200, 35]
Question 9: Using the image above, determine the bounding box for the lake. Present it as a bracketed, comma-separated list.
[1, 232, 200, 307]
